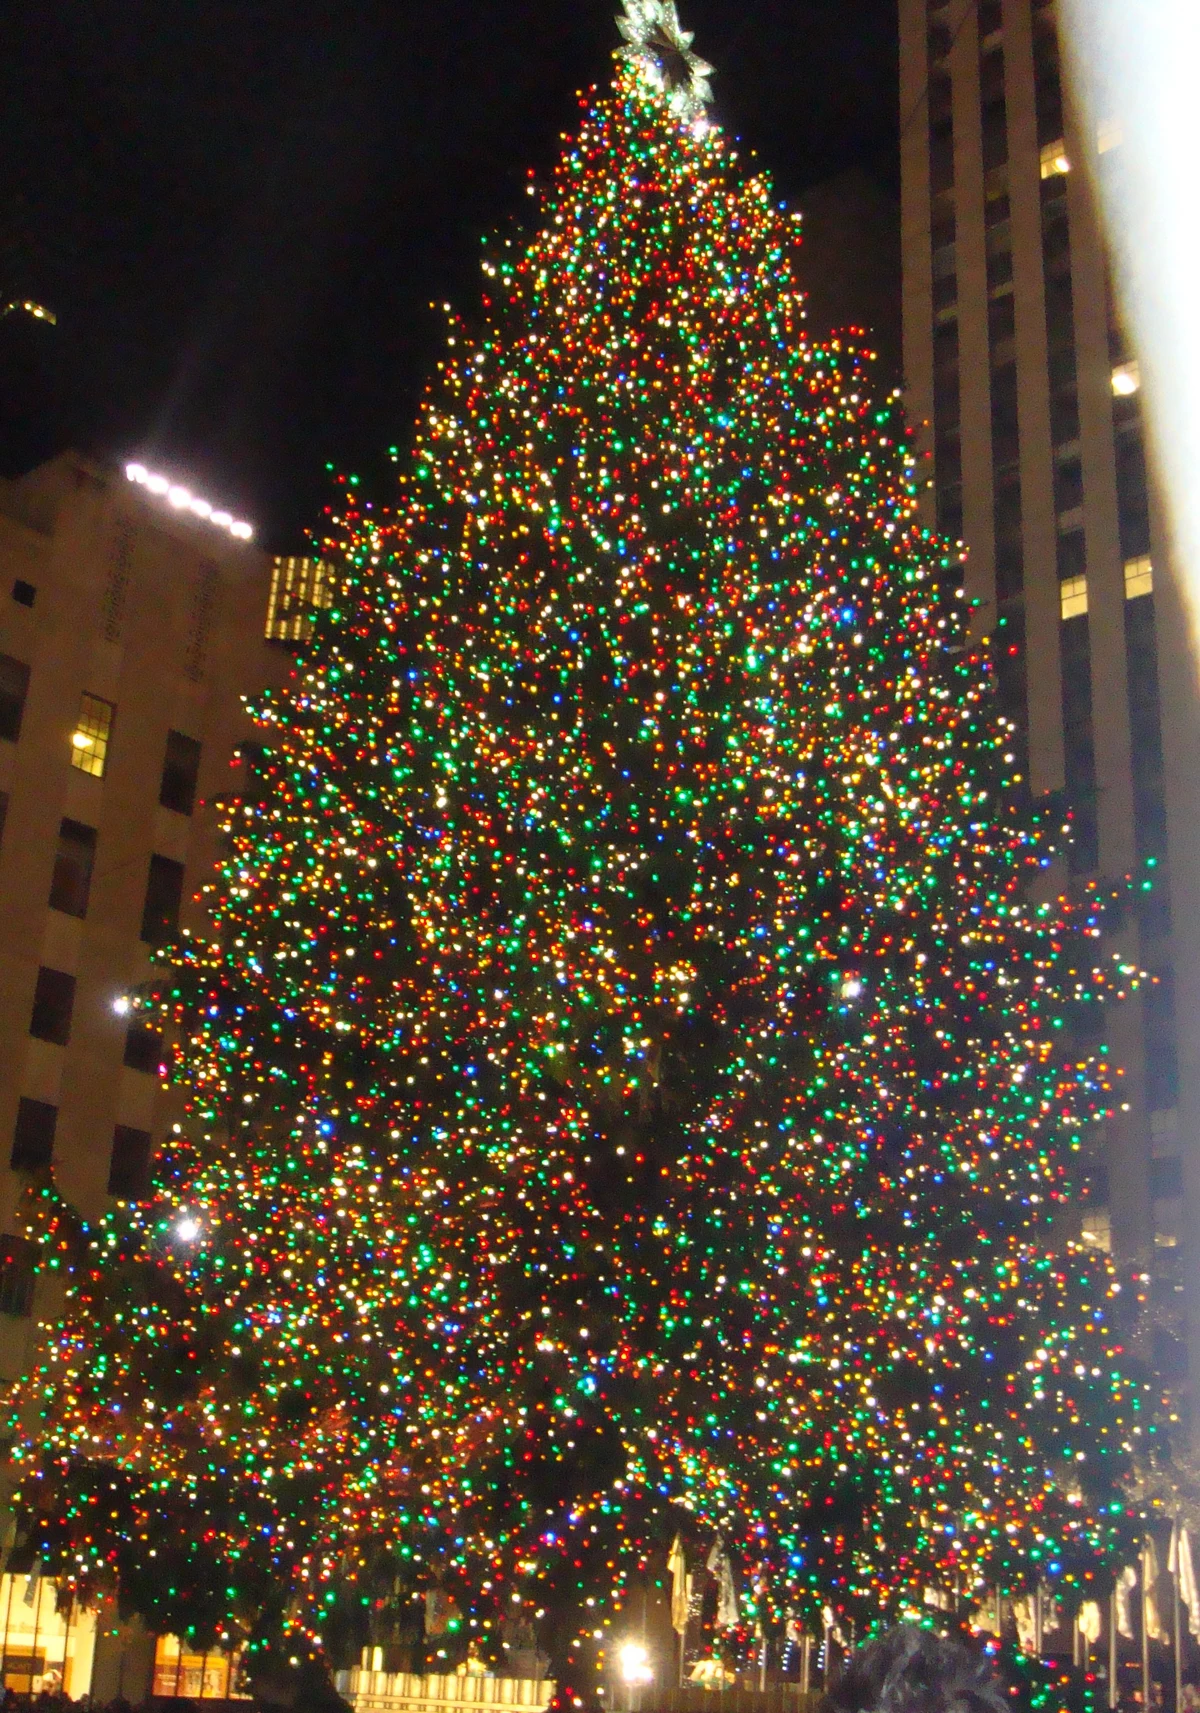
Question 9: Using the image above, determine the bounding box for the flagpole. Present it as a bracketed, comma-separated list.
[1174, 1522, 1183, 1713]
[1143, 1541, 1152, 1713]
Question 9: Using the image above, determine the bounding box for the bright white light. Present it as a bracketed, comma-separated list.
[1058, 2, 1200, 669]
[1111, 361, 1140, 397]
[112, 995, 131, 1016]
[619, 1643, 652, 1686]
[125, 462, 254, 541]
[175, 1217, 200, 1243]
[71, 731, 93, 749]
[841, 978, 863, 999]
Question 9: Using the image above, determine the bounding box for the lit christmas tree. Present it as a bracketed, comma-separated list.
[11, 1, 1155, 1697]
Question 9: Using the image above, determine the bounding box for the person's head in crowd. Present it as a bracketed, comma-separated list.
[825, 1624, 1008, 1713]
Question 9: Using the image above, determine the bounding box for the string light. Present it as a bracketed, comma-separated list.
[10, 32, 1154, 1691]
[124, 463, 254, 540]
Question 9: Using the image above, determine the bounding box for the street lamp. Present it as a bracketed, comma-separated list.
[618, 1642, 652, 1713]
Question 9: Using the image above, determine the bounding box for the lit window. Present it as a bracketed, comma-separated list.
[1040, 140, 1070, 178]
[1124, 555, 1153, 598]
[1060, 575, 1088, 619]
[1111, 360, 1141, 397]
[70, 693, 115, 778]
[1097, 118, 1122, 154]
[1080, 1208, 1111, 1252]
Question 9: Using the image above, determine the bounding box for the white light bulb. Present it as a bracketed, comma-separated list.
[175, 1216, 200, 1243]
[112, 995, 131, 1016]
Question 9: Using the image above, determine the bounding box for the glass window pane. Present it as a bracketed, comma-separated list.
[159, 730, 202, 815]
[70, 694, 115, 779]
[0, 654, 30, 744]
[49, 820, 97, 918]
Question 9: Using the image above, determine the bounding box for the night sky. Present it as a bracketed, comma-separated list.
[0, 1, 897, 551]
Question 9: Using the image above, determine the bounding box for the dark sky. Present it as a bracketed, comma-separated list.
[0, 1, 897, 551]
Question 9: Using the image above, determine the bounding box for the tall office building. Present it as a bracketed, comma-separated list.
[901, 0, 1200, 1419]
[0, 452, 283, 1391]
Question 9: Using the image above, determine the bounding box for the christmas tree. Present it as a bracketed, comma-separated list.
[10, 1, 1155, 1695]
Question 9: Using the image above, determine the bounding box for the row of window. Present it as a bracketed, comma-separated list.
[1057, 556, 1154, 620]
[26, 962, 164, 1070]
[0, 806, 186, 943]
[0, 655, 202, 813]
[49, 819, 185, 942]
[11, 1097, 151, 1195]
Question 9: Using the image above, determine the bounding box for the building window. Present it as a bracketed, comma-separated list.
[1112, 360, 1141, 397]
[29, 967, 76, 1046]
[107, 1125, 153, 1199]
[1054, 457, 1084, 517]
[0, 654, 30, 744]
[237, 740, 270, 803]
[1056, 528, 1086, 582]
[1080, 1206, 1112, 1252]
[70, 693, 115, 778]
[1125, 578, 1167, 859]
[265, 556, 335, 645]
[141, 854, 185, 945]
[929, 113, 954, 195]
[159, 730, 202, 816]
[1125, 555, 1153, 599]
[10, 580, 35, 608]
[0, 1237, 36, 1318]
[123, 1017, 164, 1074]
[980, 82, 1008, 171]
[10, 1097, 57, 1173]
[1061, 612, 1098, 873]
[49, 819, 97, 917]
[1040, 140, 1070, 177]
[1146, 1033, 1180, 1111]
[990, 362, 1019, 467]
[1150, 1156, 1184, 1201]
[1153, 1327, 1188, 1380]
[1060, 576, 1088, 620]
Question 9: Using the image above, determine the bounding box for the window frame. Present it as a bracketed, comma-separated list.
[70, 693, 116, 779]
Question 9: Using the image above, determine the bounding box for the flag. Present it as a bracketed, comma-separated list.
[1145, 1537, 1169, 1644]
[707, 1537, 740, 1630]
[669, 1535, 690, 1635]
[1117, 1564, 1138, 1640]
[1012, 1596, 1036, 1655]
[1079, 1602, 1103, 1645]
[1169, 1522, 1200, 1641]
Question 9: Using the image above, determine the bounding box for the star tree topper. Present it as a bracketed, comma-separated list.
[617, 0, 714, 123]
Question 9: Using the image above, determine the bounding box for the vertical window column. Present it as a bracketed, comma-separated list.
[927, 48, 960, 545]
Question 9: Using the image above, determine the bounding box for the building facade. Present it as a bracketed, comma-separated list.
[0, 452, 283, 1388]
[900, 0, 1200, 1419]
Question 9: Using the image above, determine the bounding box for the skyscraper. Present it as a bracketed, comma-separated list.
[0, 452, 281, 1387]
[901, 0, 1200, 1418]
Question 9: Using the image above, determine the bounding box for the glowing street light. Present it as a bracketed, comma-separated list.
[618, 1642, 653, 1685]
